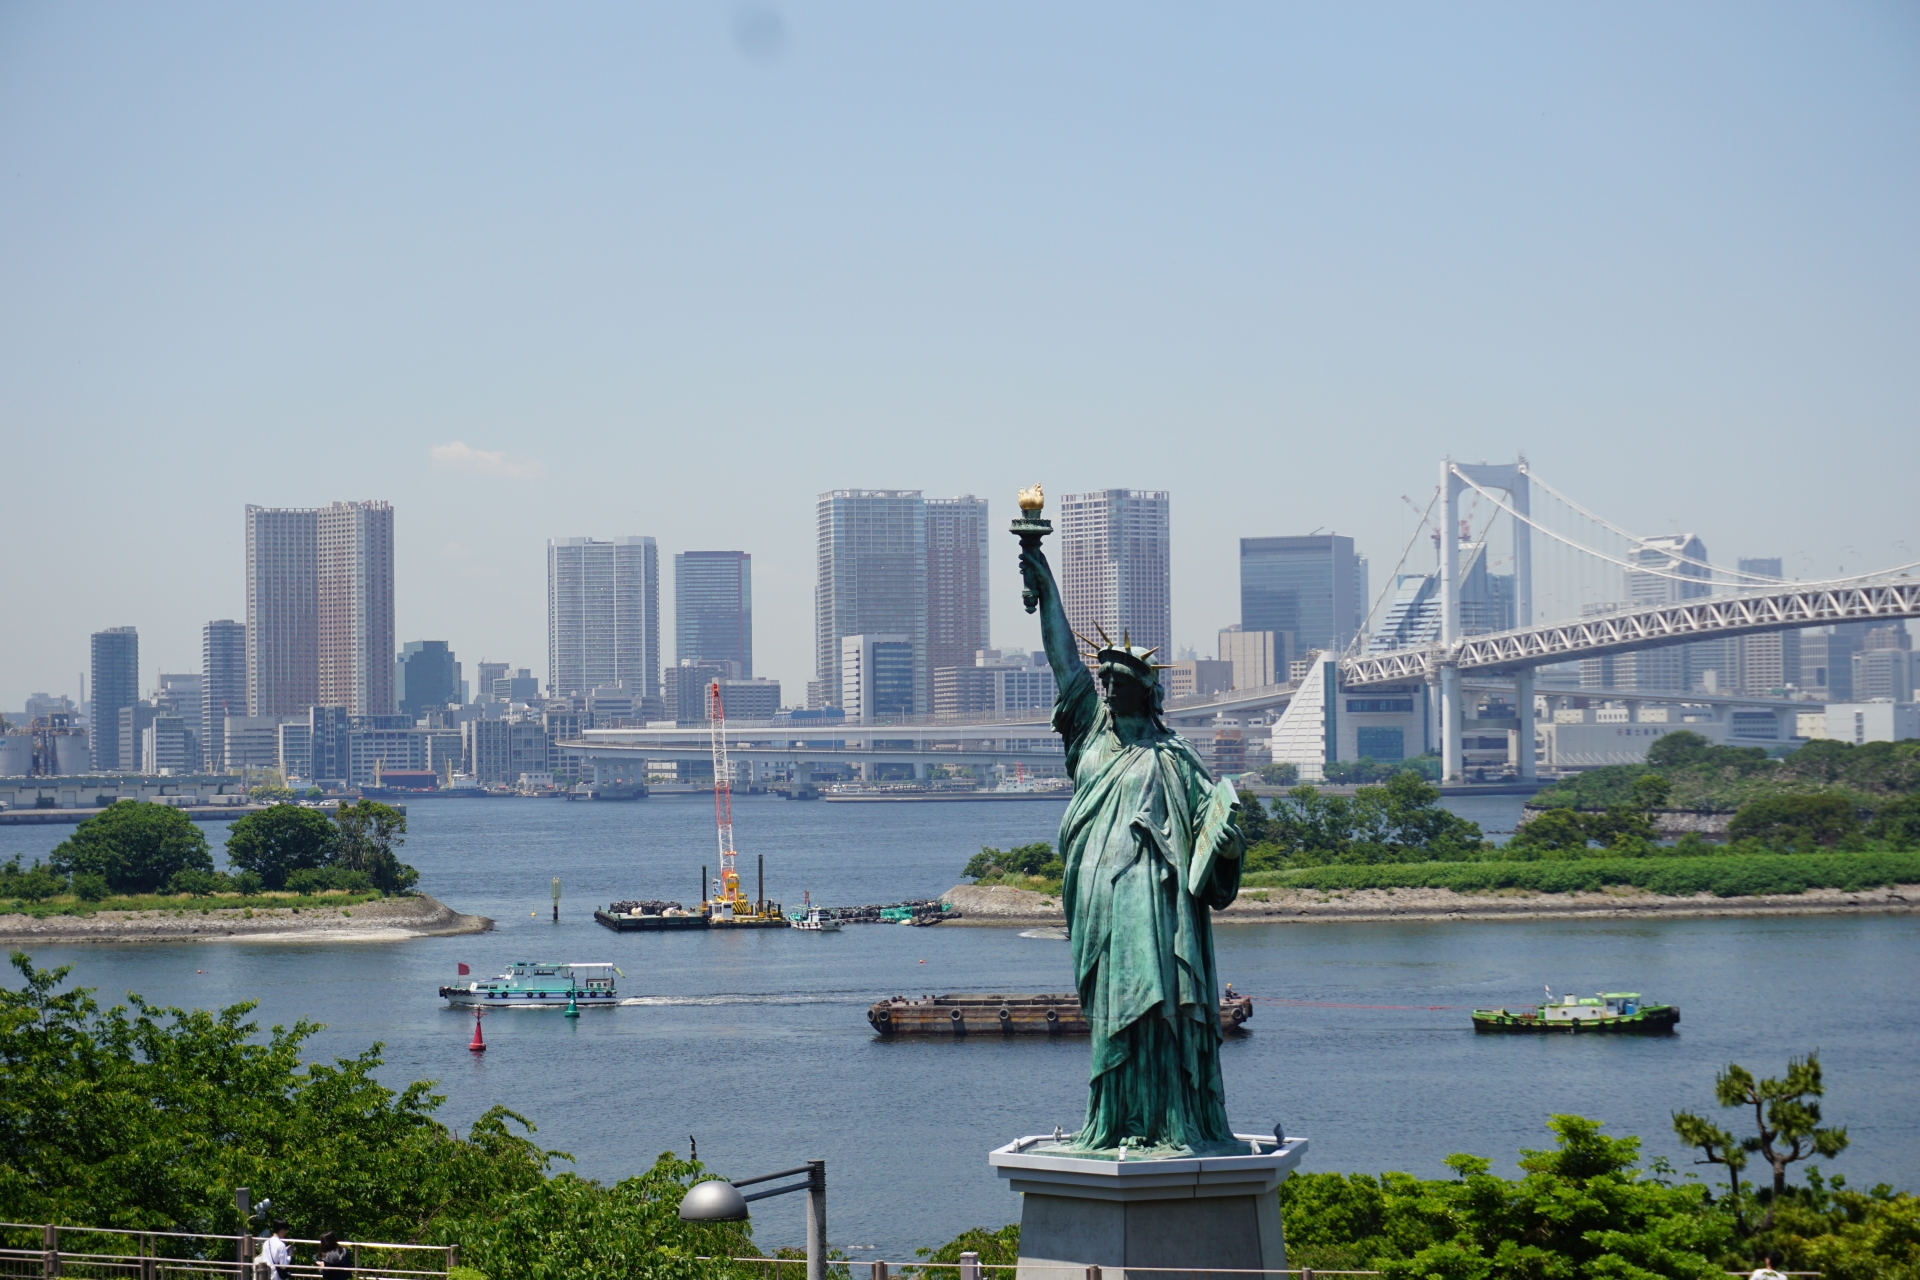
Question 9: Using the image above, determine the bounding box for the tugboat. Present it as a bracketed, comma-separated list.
[790, 891, 842, 932]
[1472, 990, 1679, 1035]
[439, 961, 621, 1007]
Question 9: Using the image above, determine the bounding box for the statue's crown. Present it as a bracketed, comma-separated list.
[1075, 625, 1170, 678]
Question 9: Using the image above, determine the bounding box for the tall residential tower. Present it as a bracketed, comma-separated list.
[674, 551, 753, 678]
[89, 627, 139, 772]
[1060, 490, 1171, 662]
[548, 536, 661, 698]
[201, 620, 247, 771]
[814, 491, 928, 712]
[245, 501, 394, 717]
[925, 497, 990, 679]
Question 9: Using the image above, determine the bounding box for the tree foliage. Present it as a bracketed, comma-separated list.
[1728, 794, 1864, 850]
[1244, 773, 1485, 869]
[1674, 1053, 1850, 1232]
[48, 804, 214, 894]
[331, 801, 419, 894]
[225, 804, 340, 889]
[963, 842, 1063, 884]
[1533, 734, 1920, 814]
[0, 954, 750, 1279]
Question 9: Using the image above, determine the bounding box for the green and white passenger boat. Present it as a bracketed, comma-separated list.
[1472, 990, 1679, 1035]
[439, 961, 620, 1008]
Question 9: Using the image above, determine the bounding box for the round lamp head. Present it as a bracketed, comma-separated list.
[679, 1179, 750, 1222]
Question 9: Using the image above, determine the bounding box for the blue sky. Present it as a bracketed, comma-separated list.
[3, 3, 1916, 708]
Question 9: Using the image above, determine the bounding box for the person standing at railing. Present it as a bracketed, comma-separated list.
[256, 1221, 292, 1280]
[1747, 1254, 1787, 1280]
[317, 1233, 351, 1280]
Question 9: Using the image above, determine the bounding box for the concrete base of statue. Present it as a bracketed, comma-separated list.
[988, 1134, 1308, 1280]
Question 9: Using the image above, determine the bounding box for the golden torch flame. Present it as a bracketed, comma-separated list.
[1017, 483, 1045, 513]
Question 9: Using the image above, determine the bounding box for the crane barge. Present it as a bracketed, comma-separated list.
[704, 679, 785, 928]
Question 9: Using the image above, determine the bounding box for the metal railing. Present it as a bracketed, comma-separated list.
[714, 1256, 1817, 1280]
[0, 1225, 455, 1280]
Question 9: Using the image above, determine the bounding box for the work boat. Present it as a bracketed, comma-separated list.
[1472, 991, 1678, 1035]
[439, 962, 620, 1008]
[790, 891, 842, 932]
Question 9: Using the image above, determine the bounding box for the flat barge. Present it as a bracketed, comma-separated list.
[1472, 991, 1679, 1035]
[594, 900, 710, 932]
[868, 991, 1254, 1036]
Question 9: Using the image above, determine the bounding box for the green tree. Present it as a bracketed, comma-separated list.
[226, 804, 339, 890]
[48, 804, 214, 894]
[1260, 761, 1299, 786]
[1674, 1052, 1850, 1232]
[963, 842, 1062, 882]
[917, 1224, 1022, 1267]
[1507, 807, 1592, 857]
[1647, 730, 1718, 770]
[1235, 792, 1274, 845]
[1868, 794, 1920, 849]
[0, 857, 68, 903]
[331, 800, 418, 894]
[1728, 793, 1863, 850]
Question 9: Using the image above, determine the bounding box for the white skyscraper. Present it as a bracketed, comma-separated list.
[1058, 489, 1171, 663]
[548, 536, 661, 699]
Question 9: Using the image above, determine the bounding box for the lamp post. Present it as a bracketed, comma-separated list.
[679, 1160, 826, 1280]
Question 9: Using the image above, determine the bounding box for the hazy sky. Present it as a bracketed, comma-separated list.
[3, 3, 1916, 710]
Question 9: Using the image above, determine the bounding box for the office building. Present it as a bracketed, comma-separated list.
[925, 497, 990, 678]
[1823, 701, 1920, 746]
[492, 669, 540, 703]
[1800, 622, 1875, 702]
[90, 627, 139, 772]
[245, 506, 319, 716]
[277, 721, 312, 781]
[246, 501, 394, 717]
[716, 678, 782, 721]
[202, 620, 246, 772]
[1727, 559, 1797, 695]
[1628, 534, 1712, 693]
[1853, 646, 1916, 704]
[316, 501, 396, 715]
[1240, 535, 1361, 655]
[675, 551, 753, 679]
[934, 650, 1055, 718]
[474, 662, 509, 703]
[548, 536, 661, 699]
[118, 703, 158, 776]
[1060, 490, 1171, 663]
[396, 641, 461, 720]
[152, 674, 203, 772]
[1162, 660, 1233, 701]
[666, 660, 731, 724]
[841, 634, 916, 722]
[223, 715, 286, 771]
[815, 491, 928, 714]
[462, 717, 555, 786]
[1219, 629, 1284, 690]
[308, 706, 351, 784]
[141, 715, 189, 775]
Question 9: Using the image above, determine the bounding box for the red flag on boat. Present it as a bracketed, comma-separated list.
[458, 963, 470, 975]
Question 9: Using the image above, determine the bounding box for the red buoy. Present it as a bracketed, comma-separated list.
[469, 1007, 487, 1053]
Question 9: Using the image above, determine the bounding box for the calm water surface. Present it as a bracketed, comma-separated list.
[4, 796, 1915, 1256]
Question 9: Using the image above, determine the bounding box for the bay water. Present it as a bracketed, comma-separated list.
[4, 795, 1915, 1257]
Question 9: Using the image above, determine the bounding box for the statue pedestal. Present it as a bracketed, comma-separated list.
[988, 1135, 1307, 1280]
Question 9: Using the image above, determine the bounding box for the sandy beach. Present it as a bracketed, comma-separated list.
[940, 882, 1918, 926]
[0, 893, 492, 945]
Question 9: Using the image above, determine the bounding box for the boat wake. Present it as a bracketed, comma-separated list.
[616, 993, 861, 1007]
[1019, 927, 1069, 940]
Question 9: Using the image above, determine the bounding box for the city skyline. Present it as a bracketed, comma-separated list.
[3, 7, 1913, 711]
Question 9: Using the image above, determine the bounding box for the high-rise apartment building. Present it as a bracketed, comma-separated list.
[1729, 559, 1798, 695]
[246, 502, 394, 717]
[1060, 490, 1171, 663]
[89, 627, 139, 772]
[317, 501, 396, 715]
[674, 551, 753, 679]
[396, 641, 461, 720]
[925, 497, 990, 678]
[245, 506, 319, 716]
[548, 537, 661, 699]
[815, 491, 928, 714]
[1239, 534, 1359, 655]
[202, 620, 246, 772]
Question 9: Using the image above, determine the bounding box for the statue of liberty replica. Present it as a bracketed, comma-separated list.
[1012, 484, 1247, 1157]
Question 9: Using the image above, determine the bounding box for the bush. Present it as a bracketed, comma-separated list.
[1868, 794, 1920, 850]
[1251, 851, 1920, 898]
[0, 857, 67, 903]
[73, 873, 110, 902]
[1260, 761, 1299, 786]
[964, 842, 1063, 882]
[226, 804, 338, 889]
[49, 804, 215, 894]
[1729, 793, 1864, 850]
[166, 868, 225, 897]
[284, 867, 372, 895]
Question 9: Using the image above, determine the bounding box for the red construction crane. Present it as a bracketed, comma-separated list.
[707, 680, 748, 919]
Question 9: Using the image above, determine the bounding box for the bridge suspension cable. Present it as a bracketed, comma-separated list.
[1518, 464, 1785, 584]
[1346, 485, 1440, 659]
[1452, 466, 1920, 591]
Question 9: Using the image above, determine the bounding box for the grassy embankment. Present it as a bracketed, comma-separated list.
[0, 888, 388, 920]
[1239, 849, 1920, 897]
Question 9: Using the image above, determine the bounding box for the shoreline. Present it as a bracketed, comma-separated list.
[939, 882, 1918, 927]
[0, 892, 493, 944]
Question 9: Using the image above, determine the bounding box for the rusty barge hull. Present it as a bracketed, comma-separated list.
[867, 992, 1253, 1037]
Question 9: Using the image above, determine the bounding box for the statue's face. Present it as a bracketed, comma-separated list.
[1100, 668, 1157, 716]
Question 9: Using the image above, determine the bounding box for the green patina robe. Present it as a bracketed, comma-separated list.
[1054, 666, 1245, 1153]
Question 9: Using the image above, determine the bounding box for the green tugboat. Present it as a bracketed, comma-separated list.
[1472, 991, 1679, 1035]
